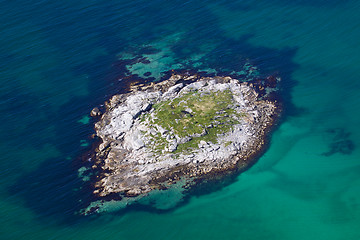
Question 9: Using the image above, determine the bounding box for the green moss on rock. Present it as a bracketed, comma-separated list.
[142, 88, 246, 154]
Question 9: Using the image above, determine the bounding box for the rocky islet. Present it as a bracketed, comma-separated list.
[83, 72, 281, 212]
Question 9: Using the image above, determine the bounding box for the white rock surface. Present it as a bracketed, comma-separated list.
[91, 74, 279, 199]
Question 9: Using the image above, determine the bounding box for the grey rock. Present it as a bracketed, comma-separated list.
[90, 107, 101, 117]
[86, 73, 280, 203]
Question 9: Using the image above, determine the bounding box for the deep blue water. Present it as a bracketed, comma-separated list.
[1, 0, 360, 239]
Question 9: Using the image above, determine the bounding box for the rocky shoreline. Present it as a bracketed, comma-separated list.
[84, 72, 281, 212]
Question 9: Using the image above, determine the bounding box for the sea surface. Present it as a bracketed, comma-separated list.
[1, 0, 360, 239]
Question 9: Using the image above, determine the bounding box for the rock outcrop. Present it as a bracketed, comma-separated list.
[89, 73, 281, 199]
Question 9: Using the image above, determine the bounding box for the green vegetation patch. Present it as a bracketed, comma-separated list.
[143, 88, 246, 154]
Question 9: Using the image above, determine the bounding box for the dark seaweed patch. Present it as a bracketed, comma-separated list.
[322, 128, 355, 156]
[143, 71, 152, 77]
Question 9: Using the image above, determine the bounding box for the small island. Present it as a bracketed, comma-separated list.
[84, 73, 281, 213]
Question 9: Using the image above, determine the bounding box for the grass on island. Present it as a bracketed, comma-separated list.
[142, 89, 246, 154]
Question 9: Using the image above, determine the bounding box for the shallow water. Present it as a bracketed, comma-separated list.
[1, 0, 360, 239]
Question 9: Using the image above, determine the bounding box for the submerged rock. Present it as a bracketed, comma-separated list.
[83, 73, 281, 214]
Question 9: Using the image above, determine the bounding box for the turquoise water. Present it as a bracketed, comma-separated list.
[1, 0, 360, 239]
